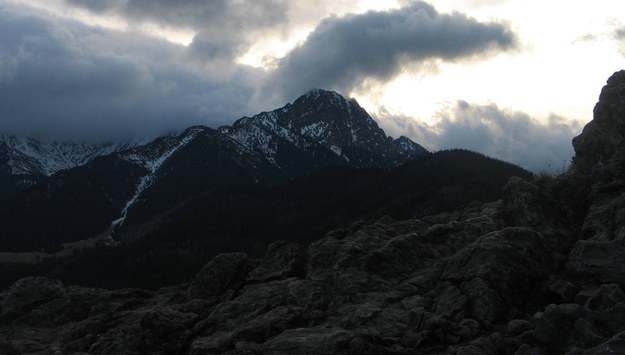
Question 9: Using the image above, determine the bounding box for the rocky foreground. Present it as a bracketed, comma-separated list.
[2, 71, 625, 354]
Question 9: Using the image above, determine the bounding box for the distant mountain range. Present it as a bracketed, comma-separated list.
[0, 90, 429, 250]
[0, 90, 425, 196]
[0, 89, 532, 289]
[0, 135, 137, 197]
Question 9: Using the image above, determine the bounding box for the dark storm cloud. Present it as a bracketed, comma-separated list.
[67, 0, 288, 30]
[63, 0, 125, 13]
[378, 101, 582, 173]
[0, 2, 525, 145]
[0, 4, 260, 142]
[268, 1, 517, 100]
[65, 0, 290, 62]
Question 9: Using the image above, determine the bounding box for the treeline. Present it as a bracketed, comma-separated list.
[0, 149, 532, 290]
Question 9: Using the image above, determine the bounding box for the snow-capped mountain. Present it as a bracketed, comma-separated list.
[0, 89, 430, 251]
[112, 90, 428, 231]
[0, 135, 137, 176]
[0, 135, 139, 197]
[221, 89, 428, 170]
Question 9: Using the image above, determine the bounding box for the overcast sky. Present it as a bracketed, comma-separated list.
[1, 0, 624, 172]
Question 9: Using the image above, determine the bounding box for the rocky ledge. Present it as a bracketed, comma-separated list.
[3, 71, 625, 354]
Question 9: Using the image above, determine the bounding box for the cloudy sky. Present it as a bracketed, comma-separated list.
[1, 0, 624, 172]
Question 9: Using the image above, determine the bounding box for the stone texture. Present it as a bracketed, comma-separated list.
[567, 239, 625, 283]
[1, 277, 65, 320]
[188, 252, 249, 300]
[582, 330, 625, 355]
[246, 240, 306, 283]
[573, 70, 625, 175]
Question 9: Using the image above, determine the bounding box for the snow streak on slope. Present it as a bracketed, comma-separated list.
[224, 111, 319, 166]
[113, 128, 202, 227]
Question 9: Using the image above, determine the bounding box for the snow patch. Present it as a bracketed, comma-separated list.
[0, 134, 138, 176]
[111, 174, 152, 227]
[112, 129, 201, 227]
[300, 122, 328, 139]
[330, 145, 342, 156]
[395, 137, 421, 152]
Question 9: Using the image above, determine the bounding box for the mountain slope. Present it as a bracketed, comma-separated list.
[0, 135, 138, 176]
[0, 89, 431, 252]
[222, 89, 427, 171]
[0, 144, 46, 196]
[0, 135, 137, 197]
[0, 149, 532, 289]
[112, 91, 426, 240]
[117, 126, 288, 231]
[0, 155, 146, 251]
[0, 125, 284, 251]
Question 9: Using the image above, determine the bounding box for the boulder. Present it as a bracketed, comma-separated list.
[442, 227, 558, 302]
[582, 330, 625, 354]
[530, 303, 603, 352]
[584, 284, 625, 312]
[567, 239, 625, 284]
[460, 277, 506, 327]
[501, 177, 545, 227]
[140, 307, 197, 353]
[246, 240, 306, 283]
[188, 252, 249, 300]
[507, 319, 534, 336]
[1, 277, 65, 320]
[432, 285, 468, 321]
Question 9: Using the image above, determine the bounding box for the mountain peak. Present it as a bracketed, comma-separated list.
[226, 89, 428, 170]
[295, 88, 356, 109]
[302, 88, 345, 99]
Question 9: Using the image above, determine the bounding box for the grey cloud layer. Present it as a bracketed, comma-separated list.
[0, 1, 521, 148]
[379, 101, 582, 173]
[67, 0, 288, 30]
[615, 27, 625, 55]
[66, 0, 290, 62]
[0, 4, 259, 142]
[269, 1, 517, 99]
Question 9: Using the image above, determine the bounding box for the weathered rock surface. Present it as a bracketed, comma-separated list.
[188, 252, 249, 301]
[2, 71, 625, 354]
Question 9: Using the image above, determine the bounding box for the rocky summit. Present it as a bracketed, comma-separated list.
[2, 71, 625, 354]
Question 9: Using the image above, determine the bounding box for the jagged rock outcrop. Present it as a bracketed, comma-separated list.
[568, 70, 625, 284]
[2, 71, 625, 354]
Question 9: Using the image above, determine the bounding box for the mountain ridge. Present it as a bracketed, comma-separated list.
[0, 134, 139, 176]
[0, 89, 430, 252]
[222, 89, 426, 169]
[0, 135, 140, 198]
[0, 89, 427, 198]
